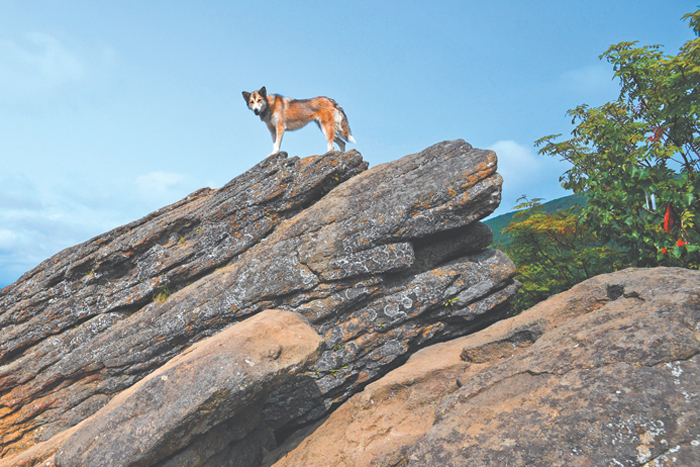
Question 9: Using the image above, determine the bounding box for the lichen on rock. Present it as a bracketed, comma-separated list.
[0, 140, 518, 467]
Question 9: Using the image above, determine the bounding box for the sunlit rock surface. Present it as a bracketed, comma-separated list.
[1, 140, 517, 466]
[267, 268, 700, 467]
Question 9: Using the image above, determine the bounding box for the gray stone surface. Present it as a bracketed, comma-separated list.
[55, 310, 322, 467]
[266, 268, 700, 467]
[0, 140, 517, 466]
[0, 150, 367, 458]
[409, 267, 700, 466]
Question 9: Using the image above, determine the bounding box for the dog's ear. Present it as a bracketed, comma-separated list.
[259, 86, 267, 97]
[242, 91, 251, 102]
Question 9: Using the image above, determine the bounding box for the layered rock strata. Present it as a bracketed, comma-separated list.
[267, 267, 700, 466]
[0, 149, 368, 458]
[0, 140, 517, 466]
[56, 309, 323, 467]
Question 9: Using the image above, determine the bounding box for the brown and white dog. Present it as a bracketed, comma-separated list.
[242, 86, 355, 155]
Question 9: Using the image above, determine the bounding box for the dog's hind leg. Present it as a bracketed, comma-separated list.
[334, 136, 346, 152]
[334, 106, 355, 145]
[320, 120, 336, 153]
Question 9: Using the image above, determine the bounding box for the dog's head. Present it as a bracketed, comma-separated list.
[242, 86, 268, 116]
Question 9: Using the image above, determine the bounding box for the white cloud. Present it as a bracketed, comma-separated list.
[560, 64, 619, 103]
[488, 140, 571, 215]
[0, 177, 104, 286]
[0, 214, 85, 288]
[489, 140, 542, 184]
[0, 169, 202, 288]
[0, 32, 87, 100]
[23, 33, 86, 80]
[0, 174, 43, 209]
[0, 229, 17, 246]
[136, 172, 188, 198]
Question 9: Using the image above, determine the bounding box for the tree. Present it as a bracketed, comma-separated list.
[502, 198, 625, 314]
[536, 9, 700, 269]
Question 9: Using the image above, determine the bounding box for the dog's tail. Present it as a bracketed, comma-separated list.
[332, 102, 355, 143]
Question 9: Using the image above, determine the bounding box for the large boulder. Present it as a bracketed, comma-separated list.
[267, 267, 700, 466]
[55, 309, 323, 467]
[261, 335, 471, 467]
[0, 150, 368, 459]
[0, 140, 518, 466]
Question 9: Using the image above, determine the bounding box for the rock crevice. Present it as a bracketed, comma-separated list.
[266, 268, 700, 467]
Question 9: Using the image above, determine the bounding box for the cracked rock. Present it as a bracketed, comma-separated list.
[265, 267, 700, 467]
[0, 140, 517, 466]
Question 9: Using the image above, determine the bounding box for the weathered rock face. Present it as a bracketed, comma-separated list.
[0, 140, 518, 466]
[261, 335, 471, 467]
[0, 150, 368, 458]
[268, 267, 700, 467]
[56, 309, 323, 467]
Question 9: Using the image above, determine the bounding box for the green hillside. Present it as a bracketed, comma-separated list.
[484, 194, 587, 248]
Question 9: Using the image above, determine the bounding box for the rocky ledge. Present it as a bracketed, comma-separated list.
[265, 267, 700, 466]
[0, 140, 518, 466]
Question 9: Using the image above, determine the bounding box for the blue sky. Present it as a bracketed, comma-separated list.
[0, 1, 697, 288]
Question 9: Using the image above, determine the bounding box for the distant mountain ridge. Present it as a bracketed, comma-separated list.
[484, 193, 587, 248]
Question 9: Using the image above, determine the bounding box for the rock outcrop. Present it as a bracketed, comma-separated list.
[266, 267, 700, 466]
[56, 309, 322, 467]
[0, 140, 518, 466]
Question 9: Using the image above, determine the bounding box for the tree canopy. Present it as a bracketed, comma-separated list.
[535, 9, 700, 269]
[503, 9, 700, 314]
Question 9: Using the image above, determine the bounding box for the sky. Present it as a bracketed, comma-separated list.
[0, 1, 697, 288]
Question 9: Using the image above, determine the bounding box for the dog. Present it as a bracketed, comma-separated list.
[242, 86, 355, 155]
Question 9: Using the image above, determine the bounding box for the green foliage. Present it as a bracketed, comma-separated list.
[444, 297, 459, 307]
[502, 198, 625, 314]
[153, 286, 171, 304]
[485, 194, 587, 249]
[536, 9, 700, 269]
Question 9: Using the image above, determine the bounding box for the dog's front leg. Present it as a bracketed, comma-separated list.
[266, 123, 282, 156]
[271, 122, 285, 155]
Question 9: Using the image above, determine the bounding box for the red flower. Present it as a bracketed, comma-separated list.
[677, 239, 689, 247]
[661, 247, 668, 254]
[664, 203, 673, 233]
[649, 126, 666, 143]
